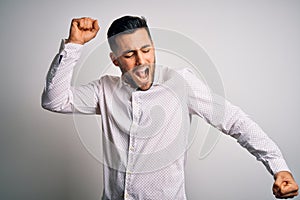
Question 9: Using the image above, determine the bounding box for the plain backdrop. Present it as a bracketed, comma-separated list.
[0, 0, 299, 199]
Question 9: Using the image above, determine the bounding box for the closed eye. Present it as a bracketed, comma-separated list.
[123, 52, 134, 58]
[142, 48, 151, 53]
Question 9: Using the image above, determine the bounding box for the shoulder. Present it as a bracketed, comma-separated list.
[158, 66, 201, 85]
[89, 75, 120, 96]
[99, 74, 120, 85]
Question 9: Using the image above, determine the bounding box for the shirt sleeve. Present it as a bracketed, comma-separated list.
[41, 39, 101, 114]
[181, 67, 290, 175]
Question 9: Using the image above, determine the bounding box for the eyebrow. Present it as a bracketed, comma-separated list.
[122, 44, 152, 55]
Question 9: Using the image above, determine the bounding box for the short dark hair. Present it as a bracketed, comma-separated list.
[107, 15, 152, 52]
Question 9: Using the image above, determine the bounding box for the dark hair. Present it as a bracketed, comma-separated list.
[107, 15, 152, 52]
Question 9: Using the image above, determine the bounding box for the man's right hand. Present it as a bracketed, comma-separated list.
[66, 17, 100, 45]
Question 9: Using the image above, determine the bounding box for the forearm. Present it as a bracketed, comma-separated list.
[41, 40, 83, 113]
[223, 103, 290, 175]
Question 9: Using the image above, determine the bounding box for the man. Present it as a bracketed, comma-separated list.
[42, 16, 298, 199]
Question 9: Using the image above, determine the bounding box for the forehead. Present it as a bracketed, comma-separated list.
[114, 28, 152, 54]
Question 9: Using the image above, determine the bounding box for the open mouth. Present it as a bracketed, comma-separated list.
[133, 66, 150, 81]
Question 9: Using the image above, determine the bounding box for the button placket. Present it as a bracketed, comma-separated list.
[124, 93, 141, 199]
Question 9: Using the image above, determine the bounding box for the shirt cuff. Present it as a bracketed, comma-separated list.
[58, 39, 83, 58]
[269, 158, 291, 175]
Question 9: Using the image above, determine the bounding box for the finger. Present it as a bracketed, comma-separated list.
[77, 18, 86, 30]
[273, 175, 287, 194]
[84, 18, 93, 30]
[71, 19, 80, 31]
[92, 19, 100, 34]
[78, 17, 93, 30]
[280, 181, 299, 193]
[273, 181, 281, 194]
[275, 191, 298, 199]
[79, 18, 86, 30]
[281, 191, 299, 198]
[275, 183, 299, 198]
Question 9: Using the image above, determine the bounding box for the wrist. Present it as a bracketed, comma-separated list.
[274, 171, 293, 180]
[65, 38, 85, 45]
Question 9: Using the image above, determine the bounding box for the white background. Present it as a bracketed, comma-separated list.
[0, 0, 299, 199]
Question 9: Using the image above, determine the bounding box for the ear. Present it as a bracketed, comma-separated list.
[110, 52, 119, 66]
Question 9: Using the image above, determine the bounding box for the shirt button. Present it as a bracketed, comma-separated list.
[129, 146, 135, 151]
[125, 193, 129, 199]
[131, 122, 138, 130]
[133, 101, 139, 108]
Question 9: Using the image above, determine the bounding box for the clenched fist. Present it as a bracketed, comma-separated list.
[273, 171, 299, 199]
[66, 17, 100, 45]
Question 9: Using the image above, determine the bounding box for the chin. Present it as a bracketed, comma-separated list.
[139, 83, 152, 91]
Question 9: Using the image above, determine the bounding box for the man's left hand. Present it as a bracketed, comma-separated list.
[273, 171, 299, 199]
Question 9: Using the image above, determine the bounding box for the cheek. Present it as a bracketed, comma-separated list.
[147, 52, 155, 63]
[119, 59, 136, 72]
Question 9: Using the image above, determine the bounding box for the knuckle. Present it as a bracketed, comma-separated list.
[273, 183, 280, 189]
[72, 18, 80, 23]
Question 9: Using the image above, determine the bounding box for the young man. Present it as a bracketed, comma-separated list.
[42, 16, 298, 199]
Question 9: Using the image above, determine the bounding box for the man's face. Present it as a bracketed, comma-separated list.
[110, 28, 155, 91]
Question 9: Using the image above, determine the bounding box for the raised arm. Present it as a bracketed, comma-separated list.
[41, 17, 101, 114]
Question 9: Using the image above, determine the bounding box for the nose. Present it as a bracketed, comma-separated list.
[136, 51, 146, 66]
